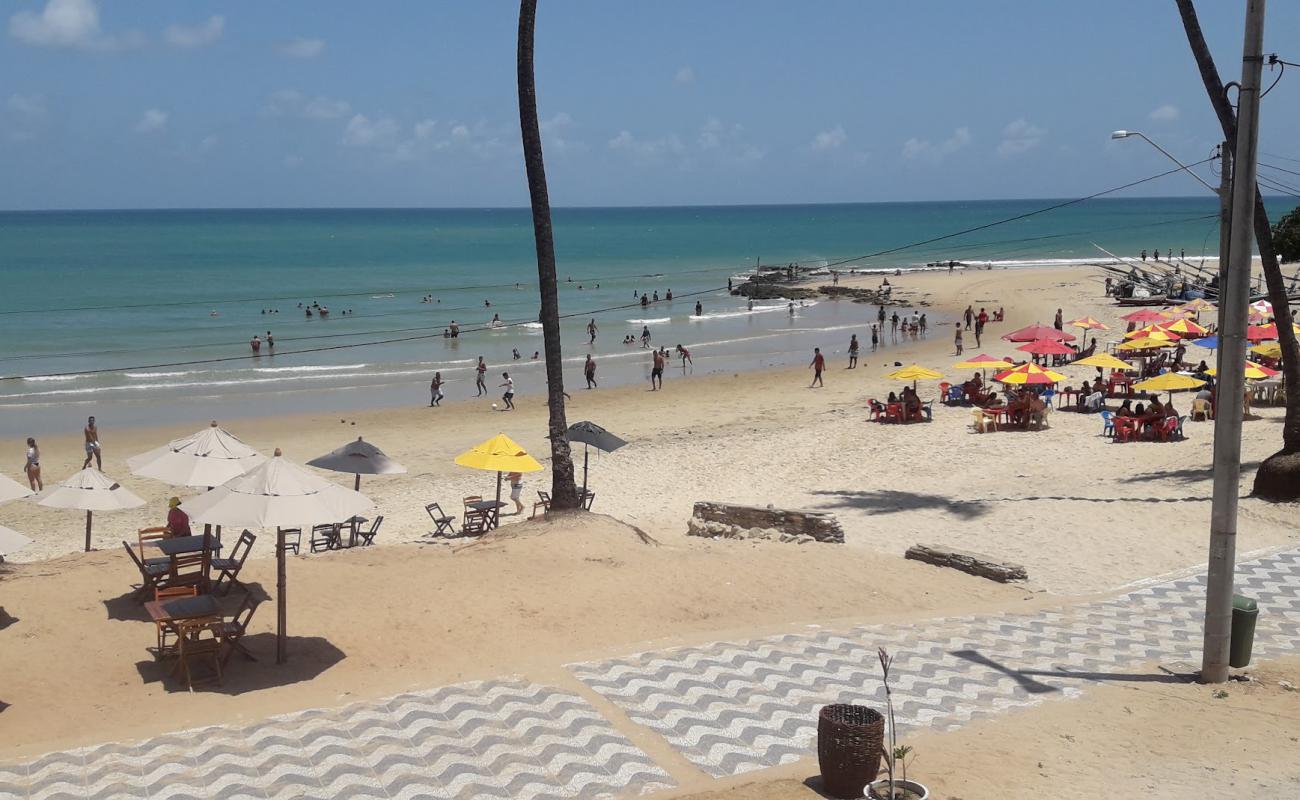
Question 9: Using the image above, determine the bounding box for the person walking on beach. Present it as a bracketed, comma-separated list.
[963, 305, 974, 330]
[250, 334, 261, 355]
[584, 355, 597, 389]
[1053, 308, 1064, 331]
[848, 334, 860, 368]
[475, 357, 487, 396]
[976, 308, 988, 337]
[871, 324, 879, 351]
[973, 323, 982, 349]
[587, 319, 598, 344]
[506, 471, 525, 515]
[809, 347, 825, 387]
[650, 349, 665, 391]
[676, 344, 693, 369]
[919, 313, 928, 335]
[23, 437, 41, 491]
[954, 324, 964, 356]
[430, 372, 443, 407]
[499, 372, 515, 410]
[82, 416, 102, 470]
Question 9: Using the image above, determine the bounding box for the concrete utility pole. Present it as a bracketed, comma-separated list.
[1202, 0, 1266, 684]
[1215, 143, 1232, 381]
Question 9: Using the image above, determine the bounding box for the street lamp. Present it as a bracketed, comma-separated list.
[1110, 130, 1220, 195]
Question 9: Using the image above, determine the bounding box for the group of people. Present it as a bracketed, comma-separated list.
[20, 416, 103, 492]
[249, 332, 274, 354]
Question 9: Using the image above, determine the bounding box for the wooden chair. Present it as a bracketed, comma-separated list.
[154, 585, 198, 657]
[461, 512, 488, 536]
[122, 540, 168, 600]
[219, 594, 261, 666]
[309, 523, 341, 553]
[138, 526, 168, 552]
[169, 551, 209, 592]
[356, 516, 383, 546]
[175, 615, 224, 691]
[580, 490, 596, 511]
[532, 490, 551, 519]
[277, 528, 302, 555]
[425, 503, 456, 536]
[212, 530, 255, 596]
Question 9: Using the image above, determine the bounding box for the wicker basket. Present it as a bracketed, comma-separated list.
[817, 703, 885, 799]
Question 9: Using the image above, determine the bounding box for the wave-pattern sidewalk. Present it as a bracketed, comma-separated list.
[568, 549, 1300, 777]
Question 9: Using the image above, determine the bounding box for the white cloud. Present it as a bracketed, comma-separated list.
[997, 118, 1046, 157]
[674, 66, 696, 85]
[342, 113, 400, 148]
[811, 125, 848, 152]
[1149, 104, 1180, 122]
[608, 119, 762, 167]
[134, 108, 168, 134]
[413, 119, 437, 140]
[539, 112, 585, 154]
[303, 96, 350, 120]
[265, 90, 351, 120]
[9, 0, 143, 51]
[8, 93, 48, 119]
[278, 37, 325, 59]
[901, 126, 971, 163]
[163, 15, 223, 49]
[608, 130, 686, 160]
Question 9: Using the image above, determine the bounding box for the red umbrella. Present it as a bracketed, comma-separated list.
[1016, 339, 1075, 356]
[1121, 308, 1174, 324]
[1247, 324, 1278, 342]
[1002, 323, 1077, 343]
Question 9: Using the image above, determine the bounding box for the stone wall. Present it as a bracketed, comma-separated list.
[686, 501, 844, 545]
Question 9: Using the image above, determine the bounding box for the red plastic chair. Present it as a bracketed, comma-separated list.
[885, 403, 905, 423]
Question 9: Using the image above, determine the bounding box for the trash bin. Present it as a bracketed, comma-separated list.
[1230, 594, 1259, 668]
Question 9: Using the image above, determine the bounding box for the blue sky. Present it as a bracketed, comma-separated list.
[2, 0, 1299, 209]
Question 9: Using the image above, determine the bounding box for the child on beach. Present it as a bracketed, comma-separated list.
[809, 347, 825, 387]
[848, 334, 859, 368]
[954, 324, 964, 356]
[499, 373, 515, 410]
[676, 344, 692, 368]
[430, 372, 444, 407]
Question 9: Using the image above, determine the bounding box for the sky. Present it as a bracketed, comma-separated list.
[2, 0, 1299, 210]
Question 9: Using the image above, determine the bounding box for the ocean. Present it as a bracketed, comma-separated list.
[0, 197, 1281, 437]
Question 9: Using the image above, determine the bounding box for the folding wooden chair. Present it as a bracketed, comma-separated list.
[219, 594, 261, 666]
[176, 615, 223, 691]
[356, 516, 383, 546]
[580, 490, 596, 511]
[138, 526, 168, 552]
[461, 513, 488, 536]
[425, 503, 456, 536]
[212, 530, 255, 596]
[531, 490, 551, 519]
[277, 528, 302, 555]
[309, 523, 341, 553]
[122, 540, 168, 600]
[154, 585, 198, 657]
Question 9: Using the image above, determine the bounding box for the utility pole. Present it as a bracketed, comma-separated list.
[1214, 143, 1232, 381]
[1202, 0, 1266, 684]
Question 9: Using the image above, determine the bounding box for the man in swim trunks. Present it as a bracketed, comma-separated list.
[475, 357, 487, 396]
[809, 347, 825, 387]
[584, 355, 597, 389]
[650, 350, 665, 390]
[83, 416, 102, 469]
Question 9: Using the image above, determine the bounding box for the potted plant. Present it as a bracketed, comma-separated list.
[865, 648, 929, 800]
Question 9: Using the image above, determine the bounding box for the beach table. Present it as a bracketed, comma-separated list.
[341, 516, 368, 548]
[145, 593, 220, 626]
[1107, 374, 1133, 397]
[468, 500, 507, 530]
[156, 535, 220, 585]
[1056, 388, 1082, 409]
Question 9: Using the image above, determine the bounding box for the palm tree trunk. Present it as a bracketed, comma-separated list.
[517, 0, 580, 509]
[1175, 0, 1300, 498]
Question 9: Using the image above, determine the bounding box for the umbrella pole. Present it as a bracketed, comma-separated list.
[276, 528, 287, 665]
[582, 445, 590, 500]
[84, 510, 92, 553]
[354, 473, 361, 492]
[495, 471, 502, 529]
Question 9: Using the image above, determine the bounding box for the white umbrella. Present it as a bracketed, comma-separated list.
[306, 436, 407, 491]
[0, 525, 33, 562]
[0, 474, 33, 504]
[184, 448, 373, 664]
[37, 469, 146, 552]
[127, 420, 266, 489]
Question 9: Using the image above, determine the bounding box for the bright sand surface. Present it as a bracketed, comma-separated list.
[1, 265, 1298, 771]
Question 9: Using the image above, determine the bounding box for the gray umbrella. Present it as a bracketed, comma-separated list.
[565, 421, 628, 497]
[306, 436, 407, 491]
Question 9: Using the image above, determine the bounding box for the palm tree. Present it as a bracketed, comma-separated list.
[1176, 0, 1300, 499]
[516, 0, 580, 509]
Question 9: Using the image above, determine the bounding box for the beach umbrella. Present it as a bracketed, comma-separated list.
[887, 363, 944, 391]
[0, 525, 33, 563]
[1120, 308, 1174, 324]
[1192, 335, 1220, 350]
[307, 436, 407, 491]
[1123, 325, 1176, 341]
[1132, 372, 1206, 395]
[1208, 361, 1279, 380]
[1074, 353, 1135, 371]
[1160, 318, 1210, 339]
[454, 433, 544, 521]
[1246, 324, 1278, 342]
[37, 468, 146, 553]
[1016, 339, 1074, 356]
[565, 421, 628, 498]
[1250, 299, 1274, 319]
[127, 420, 265, 489]
[1180, 298, 1216, 314]
[1251, 341, 1281, 360]
[185, 448, 373, 664]
[1068, 316, 1109, 349]
[1002, 323, 1076, 343]
[994, 362, 1066, 385]
[1117, 336, 1176, 352]
[0, 474, 33, 504]
[953, 354, 1012, 370]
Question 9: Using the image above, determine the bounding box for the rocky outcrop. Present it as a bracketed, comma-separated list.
[687, 501, 844, 544]
[904, 544, 1028, 582]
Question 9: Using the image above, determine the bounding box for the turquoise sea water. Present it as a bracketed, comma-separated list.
[0, 197, 1289, 436]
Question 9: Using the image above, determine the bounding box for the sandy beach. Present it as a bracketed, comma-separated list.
[2, 264, 1298, 792]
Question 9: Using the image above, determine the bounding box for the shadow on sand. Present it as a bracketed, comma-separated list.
[810, 489, 991, 520]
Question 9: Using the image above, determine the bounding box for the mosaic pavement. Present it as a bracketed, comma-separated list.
[569, 548, 1300, 777]
[3, 548, 1297, 797]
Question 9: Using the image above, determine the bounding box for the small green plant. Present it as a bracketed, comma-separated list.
[1212, 688, 1230, 699]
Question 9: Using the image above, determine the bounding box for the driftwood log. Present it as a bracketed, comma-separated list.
[905, 544, 1028, 583]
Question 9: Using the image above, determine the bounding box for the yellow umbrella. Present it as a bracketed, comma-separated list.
[1132, 372, 1206, 393]
[1180, 298, 1215, 313]
[953, 355, 1012, 370]
[1124, 325, 1176, 341]
[1251, 342, 1281, 360]
[455, 433, 544, 526]
[1074, 353, 1135, 371]
[1208, 361, 1279, 380]
[994, 362, 1066, 385]
[888, 364, 944, 382]
[1117, 336, 1176, 351]
[1160, 318, 1209, 338]
[1068, 317, 1109, 349]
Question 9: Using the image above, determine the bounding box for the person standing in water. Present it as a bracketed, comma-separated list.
[83, 416, 102, 470]
[848, 334, 860, 368]
[24, 437, 42, 491]
[694, 300, 703, 317]
[587, 319, 598, 344]
[475, 357, 487, 396]
[650, 349, 665, 390]
[584, 354, 597, 389]
[676, 344, 692, 369]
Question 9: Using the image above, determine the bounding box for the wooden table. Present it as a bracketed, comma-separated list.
[144, 593, 220, 625]
[468, 500, 507, 530]
[155, 536, 221, 557]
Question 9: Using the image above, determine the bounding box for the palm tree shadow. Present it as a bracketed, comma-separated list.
[810, 489, 990, 520]
[952, 649, 1191, 693]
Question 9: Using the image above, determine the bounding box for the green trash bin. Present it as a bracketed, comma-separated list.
[1229, 594, 1259, 668]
